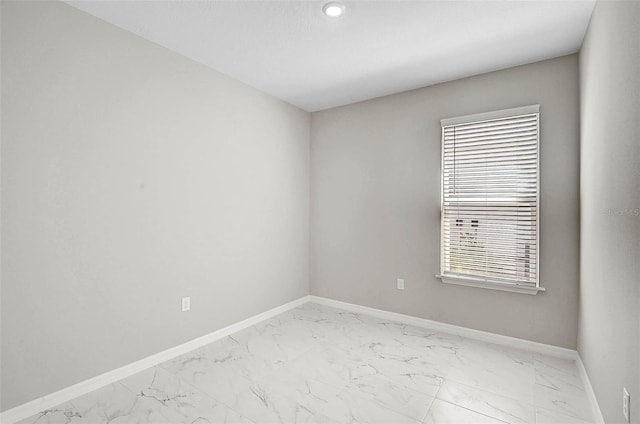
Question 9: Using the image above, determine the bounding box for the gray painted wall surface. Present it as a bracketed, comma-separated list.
[578, 1, 640, 423]
[311, 55, 580, 349]
[1, 1, 310, 411]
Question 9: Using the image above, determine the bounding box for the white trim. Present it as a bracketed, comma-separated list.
[0, 295, 310, 424]
[309, 295, 576, 359]
[438, 274, 545, 295]
[440, 104, 540, 126]
[576, 354, 606, 424]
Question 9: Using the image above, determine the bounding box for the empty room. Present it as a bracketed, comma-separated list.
[1, 0, 638, 423]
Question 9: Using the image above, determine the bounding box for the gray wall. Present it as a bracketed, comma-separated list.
[0, 1, 310, 411]
[578, 1, 640, 423]
[311, 55, 580, 349]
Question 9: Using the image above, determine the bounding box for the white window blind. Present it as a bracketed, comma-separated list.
[439, 105, 542, 294]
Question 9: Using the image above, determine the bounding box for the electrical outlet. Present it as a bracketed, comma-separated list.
[181, 296, 191, 312]
[623, 387, 630, 422]
[396, 278, 405, 290]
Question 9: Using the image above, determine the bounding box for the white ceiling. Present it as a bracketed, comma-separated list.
[65, 0, 595, 112]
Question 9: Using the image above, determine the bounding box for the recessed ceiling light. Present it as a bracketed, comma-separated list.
[323, 2, 345, 18]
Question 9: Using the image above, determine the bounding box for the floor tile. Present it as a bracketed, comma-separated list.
[444, 339, 536, 404]
[207, 371, 335, 424]
[423, 399, 508, 424]
[308, 381, 422, 424]
[283, 346, 375, 389]
[15, 404, 82, 424]
[34, 366, 253, 424]
[66, 380, 139, 423]
[530, 354, 592, 422]
[534, 363, 585, 395]
[437, 379, 535, 424]
[533, 383, 592, 422]
[344, 371, 435, 420]
[118, 366, 253, 423]
[366, 353, 445, 396]
[535, 407, 594, 424]
[533, 355, 580, 379]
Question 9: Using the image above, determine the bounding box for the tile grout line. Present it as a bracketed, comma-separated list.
[434, 390, 516, 424]
[420, 381, 443, 423]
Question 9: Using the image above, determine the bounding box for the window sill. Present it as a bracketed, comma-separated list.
[436, 274, 545, 295]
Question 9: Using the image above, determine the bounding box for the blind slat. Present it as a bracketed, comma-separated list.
[444, 259, 538, 269]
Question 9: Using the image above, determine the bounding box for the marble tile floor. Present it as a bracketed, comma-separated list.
[17, 303, 594, 424]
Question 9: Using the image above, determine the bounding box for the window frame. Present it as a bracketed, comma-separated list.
[437, 105, 544, 295]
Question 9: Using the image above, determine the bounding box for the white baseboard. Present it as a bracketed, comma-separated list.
[309, 295, 578, 360]
[0, 295, 310, 424]
[576, 354, 606, 424]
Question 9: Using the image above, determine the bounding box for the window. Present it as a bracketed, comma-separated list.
[438, 105, 543, 295]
